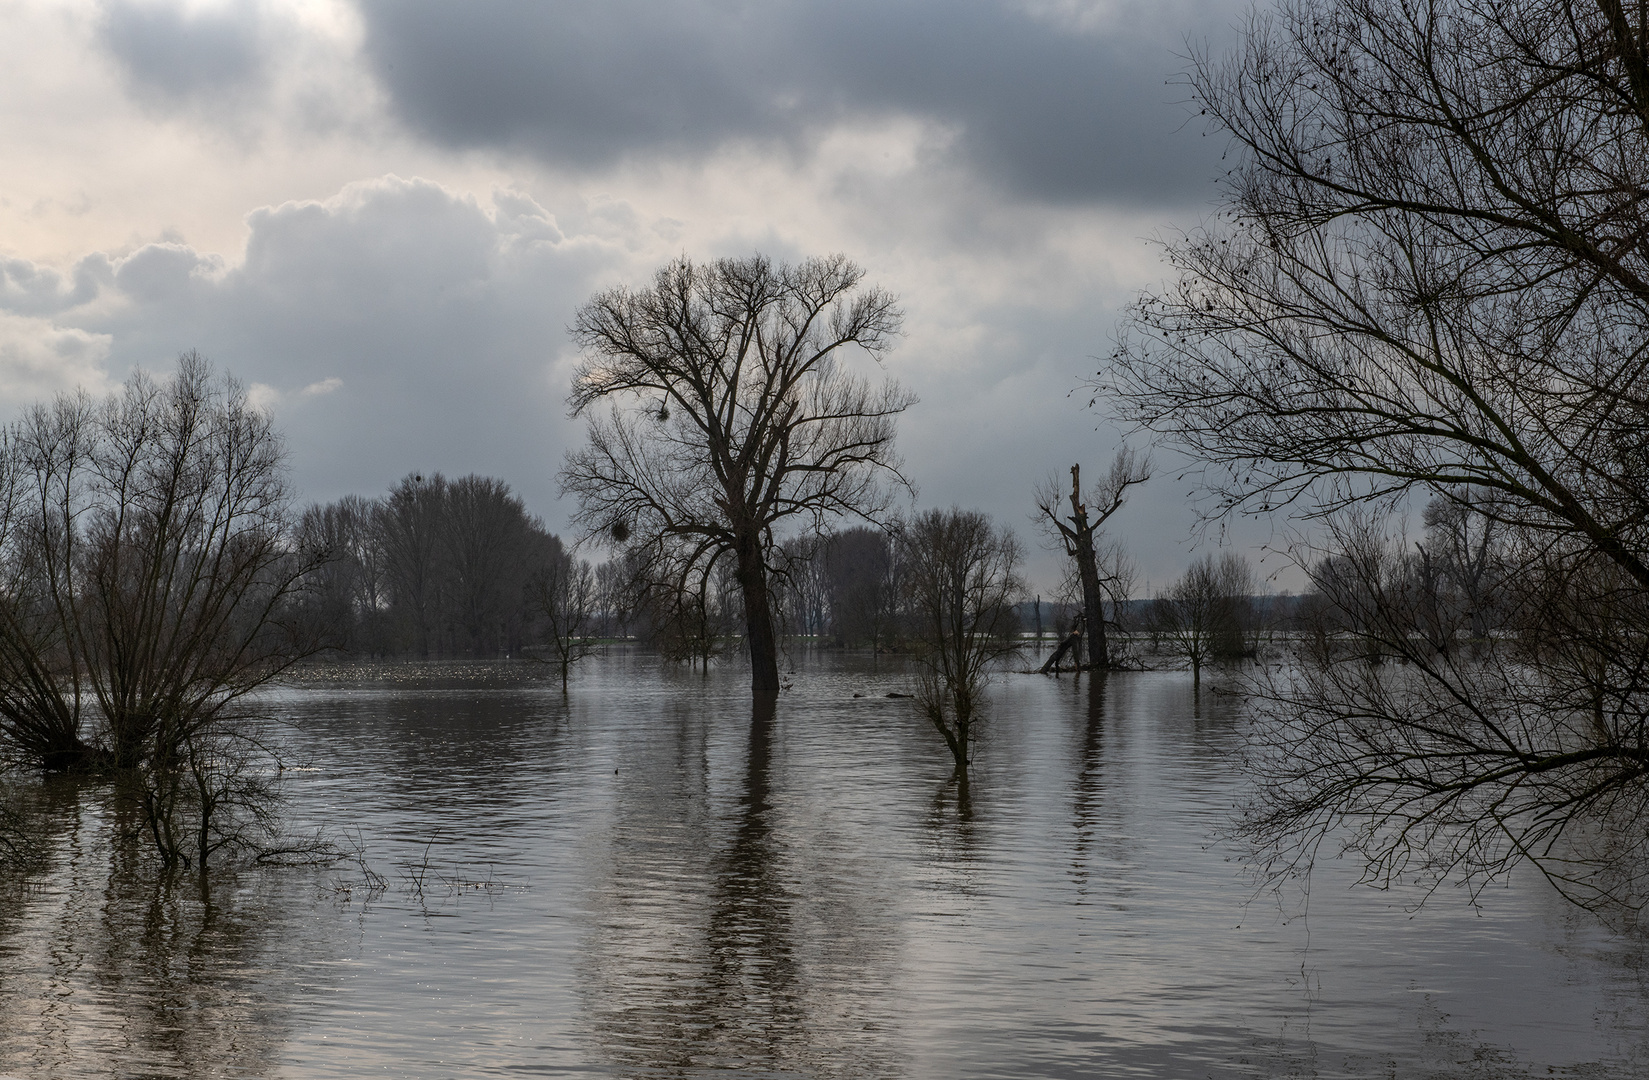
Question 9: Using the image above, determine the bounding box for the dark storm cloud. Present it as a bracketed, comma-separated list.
[99, 0, 267, 104]
[355, 0, 1234, 205]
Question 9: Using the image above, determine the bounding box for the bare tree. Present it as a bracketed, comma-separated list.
[79, 356, 316, 786]
[376, 473, 448, 658]
[305, 477, 557, 659]
[562, 254, 913, 700]
[1420, 490, 1504, 644]
[774, 533, 832, 641]
[442, 475, 536, 656]
[898, 508, 1024, 788]
[0, 353, 322, 869]
[642, 553, 736, 671]
[594, 557, 635, 639]
[527, 535, 597, 689]
[1247, 513, 1649, 911]
[1105, 0, 1649, 909]
[299, 494, 388, 656]
[0, 412, 91, 771]
[1033, 448, 1149, 670]
[1150, 552, 1254, 689]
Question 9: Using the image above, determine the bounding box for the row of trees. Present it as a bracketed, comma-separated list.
[549, 253, 1273, 788]
[297, 473, 566, 659]
[297, 462, 1277, 691]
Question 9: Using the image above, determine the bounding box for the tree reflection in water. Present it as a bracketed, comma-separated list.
[3, 657, 1643, 1077]
[580, 695, 904, 1078]
[0, 782, 341, 1078]
[698, 696, 804, 1065]
[1068, 675, 1136, 901]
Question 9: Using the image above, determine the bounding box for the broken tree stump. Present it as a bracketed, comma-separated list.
[1038, 615, 1085, 675]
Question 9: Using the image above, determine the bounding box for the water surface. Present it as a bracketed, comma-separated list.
[1, 648, 1645, 1078]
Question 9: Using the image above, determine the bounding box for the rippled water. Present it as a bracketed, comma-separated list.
[2, 647, 1647, 1078]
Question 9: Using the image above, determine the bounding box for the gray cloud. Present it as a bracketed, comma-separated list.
[356, 0, 1235, 206]
[0, 177, 1200, 579]
[0, 256, 110, 316]
[31, 3, 1271, 580]
[99, 1, 268, 105]
[0, 178, 619, 522]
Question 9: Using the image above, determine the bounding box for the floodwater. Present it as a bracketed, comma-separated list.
[1, 647, 1646, 1078]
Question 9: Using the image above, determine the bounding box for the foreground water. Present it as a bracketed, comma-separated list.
[1, 648, 1646, 1078]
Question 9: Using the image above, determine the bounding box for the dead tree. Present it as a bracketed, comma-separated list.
[1033, 448, 1148, 671]
[1038, 612, 1084, 674]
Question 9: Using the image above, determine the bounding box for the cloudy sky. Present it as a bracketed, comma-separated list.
[0, 0, 1276, 593]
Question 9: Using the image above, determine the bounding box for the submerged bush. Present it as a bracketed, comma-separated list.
[0, 353, 323, 870]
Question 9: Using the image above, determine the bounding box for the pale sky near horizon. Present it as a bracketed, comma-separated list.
[0, 0, 1297, 594]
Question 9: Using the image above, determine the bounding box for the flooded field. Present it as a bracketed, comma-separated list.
[1, 648, 1645, 1078]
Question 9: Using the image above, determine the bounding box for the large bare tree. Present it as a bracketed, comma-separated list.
[562, 254, 913, 698]
[1107, 0, 1649, 910]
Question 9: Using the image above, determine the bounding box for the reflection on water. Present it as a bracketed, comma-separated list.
[580, 689, 907, 1078]
[0, 782, 350, 1078]
[1069, 675, 1131, 903]
[0, 649, 1646, 1078]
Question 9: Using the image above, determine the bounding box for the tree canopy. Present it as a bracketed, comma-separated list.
[562, 253, 913, 697]
[1107, 0, 1649, 912]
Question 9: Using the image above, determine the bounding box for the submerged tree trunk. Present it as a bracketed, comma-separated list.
[1034, 455, 1147, 677]
[1038, 618, 1084, 674]
[1075, 554, 1108, 669]
[735, 535, 781, 699]
[1069, 467, 1110, 671]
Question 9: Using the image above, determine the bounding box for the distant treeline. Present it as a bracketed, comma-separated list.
[297, 476, 911, 658]
[298, 478, 933, 659]
[299, 473, 560, 657]
[302, 473, 1327, 666]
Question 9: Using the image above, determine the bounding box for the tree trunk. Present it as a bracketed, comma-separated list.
[735, 535, 781, 699]
[114, 719, 151, 772]
[1039, 622, 1083, 674]
[1066, 464, 1110, 671]
[1074, 546, 1110, 670]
